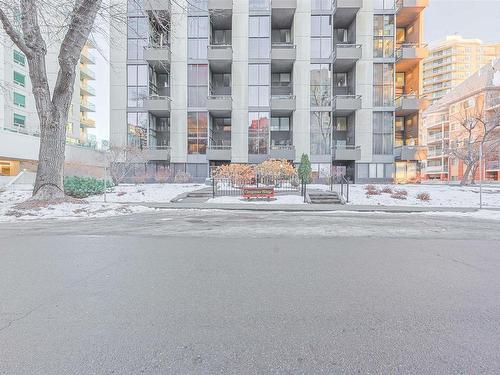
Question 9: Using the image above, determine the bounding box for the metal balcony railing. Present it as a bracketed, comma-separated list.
[271, 42, 296, 49]
[395, 43, 428, 60]
[270, 144, 295, 151]
[208, 144, 232, 150]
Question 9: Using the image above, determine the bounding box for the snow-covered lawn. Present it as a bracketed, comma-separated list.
[310, 183, 500, 208]
[0, 183, 205, 221]
[88, 183, 205, 203]
[207, 195, 305, 205]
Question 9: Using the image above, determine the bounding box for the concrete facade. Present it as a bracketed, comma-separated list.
[110, 0, 427, 182]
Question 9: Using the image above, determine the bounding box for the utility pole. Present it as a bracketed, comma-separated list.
[479, 143, 483, 209]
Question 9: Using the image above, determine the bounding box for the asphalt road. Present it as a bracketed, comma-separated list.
[1, 210, 500, 374]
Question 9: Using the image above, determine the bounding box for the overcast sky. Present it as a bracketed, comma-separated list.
[89, 0, 500, 142]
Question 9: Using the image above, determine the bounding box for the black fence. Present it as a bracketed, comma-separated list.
[328, 175, 350, 203]
[212, 175, 301, 197]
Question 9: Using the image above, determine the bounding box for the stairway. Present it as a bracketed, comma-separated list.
[308, 191, 343, 204]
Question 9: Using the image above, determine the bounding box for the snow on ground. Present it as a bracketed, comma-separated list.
[207, 195, 305, 205]
[309, 183, 500, 208]
[88, 183, 205, 203]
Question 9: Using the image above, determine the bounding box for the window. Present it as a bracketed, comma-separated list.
[188, 64, 208, 107]
[271, 117, 290, 131]
[335, 117, 347, 131]
[13, 71, 25, 87]
[334, 73, 347, 87]
[188, 16, 209, 59]
[187, 112, 208, 154]
[312, 0, 332, 11]
[310, 64, 331, 106]
[366, 163, 393, 178]
[13, 50, 25, 66]
[127, 64, 148, 107]
[13, 113, 26, 128]
[311, 15, 331, 58]
[373, 63, 394, 106]
[373, 15, 394, 58]
[373, 0, 395, 9]
[248, 112, 270, 154]
[127, 15, 147, 60]
[310, 111, 332, 154]
[249, 0, 269, 10]
[373, 112, 393, 154]
[249, 64, 270, 107]
[13, 92, 25, 108]
[249, 16, 270, 59]
[127, 112, 148, 147]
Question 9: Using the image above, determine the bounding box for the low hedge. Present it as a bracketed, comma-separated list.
[64, 176, 113, 198]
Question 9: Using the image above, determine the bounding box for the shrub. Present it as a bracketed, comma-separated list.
[365, 188, 381, 196]
[298, 154, 312, 183]
[394, 189, 408, 196]
[64, 176, 112, 198]
[212, 164, 255, 185]
[416, 192, 431, 201]
[256, 159, 297, 183]
[174, 171, 193, 183]
[364, 184, 376, 191]
[381, 186, 393, 194]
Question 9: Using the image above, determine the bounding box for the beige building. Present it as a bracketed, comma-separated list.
[423, 35, 500, 104]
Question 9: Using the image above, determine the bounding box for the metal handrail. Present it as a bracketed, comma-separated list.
[208, 94, 232, 100]
[270, 145, 295, 151]
[271, 42, 296, 49]
[336, 43, 362, 48]
[271, 94, 296, 99]
[145, 43, 171, 50]
[146, 95, 171, 101]
[208, 44, 232, 49]
[333, 94, 361, 100]
[208, 145, 232, 150]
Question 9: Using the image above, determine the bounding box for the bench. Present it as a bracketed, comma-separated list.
[242, 187, 275, 200]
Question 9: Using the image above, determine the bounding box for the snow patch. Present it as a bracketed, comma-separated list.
[207, 195, 305, 205]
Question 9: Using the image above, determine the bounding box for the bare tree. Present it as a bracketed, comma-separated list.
[0, 0, 103, 199]
[448, 92, 500, 185]
[105, 145, 148, 186]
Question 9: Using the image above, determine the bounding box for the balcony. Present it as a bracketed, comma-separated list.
[80, 101, 95, 112]
[80, 116, 96, 128]
[272, 0, 296, 9]
[80, 65, 95, 80]
[396, 0, 428, 27]
[332, 145, 361, 161]
[426, 165, 447, 174]
[270, 145, 295, 160]
[270, 95, 296, 115]
[80, 83, 96, 97]
[396, 44, 428, 71]
[207, 45, 233, 72]
[271, 43, 296, 70]
[207, 95, 232, 117]
[332, 0, 362, 28]
[144, 45, 171, 72]
[332, 95, 361, 116]
[80, 50, 95, 65]
[206, 145, 232, 161]
[394, 145, 427, 161]
[143, 0, 171, 12]
[144, 146, 171, 161]
[332, 44, 362, 72]
[143, 95, 171, 116]
[395, 94, 422, 115]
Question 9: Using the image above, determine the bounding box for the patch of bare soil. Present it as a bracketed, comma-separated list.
[12, 196, 88, 210]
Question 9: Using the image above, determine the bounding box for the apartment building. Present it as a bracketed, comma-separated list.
[110, 0, 428, 183]
[423, 60, 500, 181]
[423, 35, 500, 104]
[0, 31, 99, 176]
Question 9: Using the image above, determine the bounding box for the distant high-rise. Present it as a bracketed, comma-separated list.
[423, 35, 500, 104]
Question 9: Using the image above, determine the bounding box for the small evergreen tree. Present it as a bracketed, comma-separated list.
[298, 154, 312, 183]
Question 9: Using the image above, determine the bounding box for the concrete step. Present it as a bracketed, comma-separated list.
[308, 191, 343, 204]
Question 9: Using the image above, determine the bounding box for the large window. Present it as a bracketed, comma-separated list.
[13, 92, 25, 108]
[187, 112, 208, 154]
[249, 64, 270, 107]
[310, 64, 331, 106]
[312, 0, 332, 11]
[373, 15, 394, 58]
[188, 16, 209, 59]
[127, 15, 147, 60]
[311, 15, 331, 59]
[373, 112, 393, 154]
[127, 64, 148, 107]
[310, 111, 332, 154]
[188, 64, 208, 107]
[373, 0, 395, 9]
[373, 63, 394, 106]
[249, 0, 269, 10]
[127, 112, 148, 147]
[13, 113, 26, 128]
[249, 16, 270, 59]
[248, 112, 270, 154]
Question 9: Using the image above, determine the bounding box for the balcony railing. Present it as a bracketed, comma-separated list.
[395, 43, 428, 61]
[270, 145, 295, 151]
[80, 65, 95, 80]
[332, 43, 362, 60]
[208, 144, 232, 150]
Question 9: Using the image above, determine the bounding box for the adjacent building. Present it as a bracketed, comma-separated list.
[423, 35, 500, 104]
[110, 0, 428, 183]
[423, 60, 500, 181]
[0, 31, 99, 176]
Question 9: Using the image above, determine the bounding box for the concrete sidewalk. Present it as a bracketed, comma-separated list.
[122, 201, 496, 213]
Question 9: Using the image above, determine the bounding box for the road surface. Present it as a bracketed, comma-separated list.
[1, 210, 499, 374]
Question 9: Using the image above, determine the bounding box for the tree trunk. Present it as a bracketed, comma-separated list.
[32, 114, 67, 199]
[470, 164, 479, 185]
[460, 163, 474, 185]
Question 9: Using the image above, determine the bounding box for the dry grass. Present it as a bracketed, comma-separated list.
[416, 192, 431, 201]
[381, 186, 393, 194]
